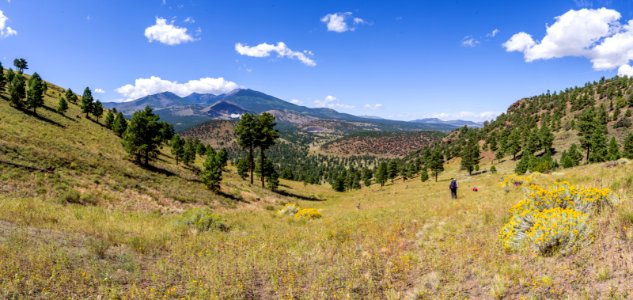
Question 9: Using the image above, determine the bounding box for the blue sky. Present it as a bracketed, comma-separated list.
[2, 0, 633, 121]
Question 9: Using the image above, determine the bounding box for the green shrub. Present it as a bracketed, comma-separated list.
[59, 189, 81, 204]
[178, 208, 229, 232]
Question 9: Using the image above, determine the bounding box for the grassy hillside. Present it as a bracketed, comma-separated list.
[3, 76, 633, 298]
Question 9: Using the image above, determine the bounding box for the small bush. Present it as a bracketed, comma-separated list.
[294, 208, 322, 220]
[60, 189, 81, 204]
[178, 208, 229, 232]
[278, 203, 300, 216]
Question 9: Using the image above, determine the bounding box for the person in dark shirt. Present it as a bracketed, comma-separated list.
[449, 178, 458, 199]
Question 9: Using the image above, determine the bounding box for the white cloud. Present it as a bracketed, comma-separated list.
[0, 10, 17, 38]
[503, 8, 633, 76]
[94, 88, 105, 94]
[235, 42, 316, 66]
[144, 17, 194, 45]
[289, 99, 303, 105]
[321, 12, 367, 33]
[461, 36, 479, 47]
[184, 17, 195, 24]
[419, 111, 499, 122]
[363, 103, 383, 110]
[115, 76, 239, 102]
[487, 28, 500, 38]
[313, 95, 355, 109]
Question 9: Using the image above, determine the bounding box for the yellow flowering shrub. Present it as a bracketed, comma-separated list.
[500, 173, 542, 189]
[294, 208, 322, 220]
[499, 182, 617, 255]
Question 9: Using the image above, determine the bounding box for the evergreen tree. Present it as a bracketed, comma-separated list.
[121, 106, 163, 166]
[170, 135, 185, 165]
[104, 110, 115, 128]
[0, 62, 4, 93]
[201, 151, 223, 192]
[539, 125, 554, 154]
[112, 112, 127, 136]
[361, 168, 373, 187]
[420, 169, 429, 182]
[589, 126, 608, 163]
[26, 72, 44, 114]
[8, 73, 25, 108]
[93, 100, 104, 121]
[236, 157, 249, 180]
[254, 113, 279, 188]
[375, 161, 388, 187]
[57, 96, 68, 113]
[64, 88, 78, 104]
[217, 148, 229, 169]
[515, 153, 531, 175]
[182, 138, 196, 166]
[13, 58, 28, 73]
[387, 160, 398, 182]
[607, 136, 621, 161]
[81, 87, 94, 118]
[506, 129, 522, 160]
[196, 143, 207, 156]
[429, 149, 445, 182]
[560, 150, 574, 168]
[460, 139, 480, 175]
[577, 107, 595, 161]
[623, 133, 633, 159]
[490, 165, 497, 174]
[235, 113, 258, 184]
[267, 167, 280, 191]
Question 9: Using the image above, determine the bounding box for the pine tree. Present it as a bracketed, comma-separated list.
[506, 129, 522, 160]
[182, 138, 196, 166]
[201, 151, 223, 192]
[104, 110, 115, 128]
[25, 72, 45, 114]
[0, 62, 5, 93]
[170, 135, 185, 165]
[623, 133, 633, 159]
[254, 113, 279, 188]
[92, 100, 104, 121]
[64, 88, 78, 104]
[539, 125, 554, 154]
[420, 169, 429, 182]
[13, 58, 28, 74]
[112, 112, 127, 136]
[217, 148, 228, 170]
[589, 128, 607, 163]
[387, 160, 398, 182]
[577, 107, 595, 161]
[57, 96, 68, 113]
[121, 106, 163, 166]
[375, 161, 388, 187]
[607, 136, 621, 161]
[361, 168, 373, 187]
[235, 113, 258, 184]
[8, 73, 25, 108]
[81, 87, 94, 118]
[236, 157, 249, 180]
[460, 139, 480, 175]
[429, 149, 444, 182]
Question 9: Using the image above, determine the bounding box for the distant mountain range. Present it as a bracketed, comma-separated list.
[105, 89, 478, 132]
[410, 118, 483, 128]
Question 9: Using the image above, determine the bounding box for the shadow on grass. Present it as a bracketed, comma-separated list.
[274, 189, 324, 201]
[19, 108, 65, 128]
[0, 160, 54, 173]
[217, 190, 249, 203]
[140, 164, 178, 177]
[41, 105, 77, 122]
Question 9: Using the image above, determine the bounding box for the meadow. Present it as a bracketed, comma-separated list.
[1, 84, 633, 298]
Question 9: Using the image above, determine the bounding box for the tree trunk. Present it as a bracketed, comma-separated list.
[586, 148, 590, 162]
[435, 172, 438, 182]
[260, 148, 265, 188]
[249, 145, 254, 185]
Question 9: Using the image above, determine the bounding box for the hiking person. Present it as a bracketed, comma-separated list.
[449, 178, 458, 199]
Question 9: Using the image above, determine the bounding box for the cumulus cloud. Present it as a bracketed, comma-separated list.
[144, 17, 194, 45]
[289, 99, 303, 105]
[321, 12, 367, 33]
[364, 103, 383, 110]
[94, 88, 105, 94]
[313, 95, 355, 109]
[422, 111, 499, 122]
[115, 76, 239, 102]
[503, 8, 633, 76]
[0, 10, 17, 38]
[461, 36, 479, 47]
[235, 42, 316, 66]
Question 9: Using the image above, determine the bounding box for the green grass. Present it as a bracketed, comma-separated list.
[2, 82, 633, 298]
